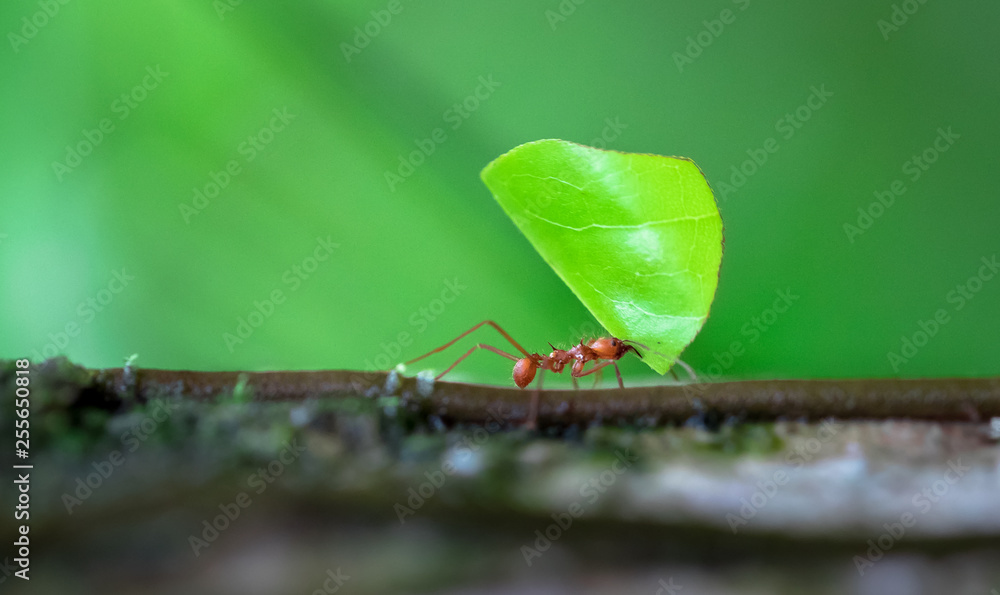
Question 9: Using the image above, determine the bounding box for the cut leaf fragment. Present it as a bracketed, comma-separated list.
[481, 139, 723, 375]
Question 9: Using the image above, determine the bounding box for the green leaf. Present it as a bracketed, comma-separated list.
[481, 139, 723, 375]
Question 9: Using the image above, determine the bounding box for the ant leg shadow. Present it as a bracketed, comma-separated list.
[572, 360, 614, 386]
[591, 366, 603, 389]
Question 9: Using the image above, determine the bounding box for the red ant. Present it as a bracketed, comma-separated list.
[404, 321, 651, 427]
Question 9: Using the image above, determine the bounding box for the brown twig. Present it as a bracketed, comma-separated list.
[80, 364, 1000, 427]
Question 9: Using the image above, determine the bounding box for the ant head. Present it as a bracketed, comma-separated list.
[588, 337, 637, 360]
[621, 339, 645, 359]
[513, 357, 538, 389]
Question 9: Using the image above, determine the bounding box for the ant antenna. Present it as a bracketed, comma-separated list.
[627, 342, 698, 382]
[621, 339, 647, 359]
[671, 358, 697, 380]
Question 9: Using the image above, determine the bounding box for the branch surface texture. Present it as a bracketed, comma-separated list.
[85, 365, 1000, 426]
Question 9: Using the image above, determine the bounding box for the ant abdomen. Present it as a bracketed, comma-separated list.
[513, 357, 537, 388]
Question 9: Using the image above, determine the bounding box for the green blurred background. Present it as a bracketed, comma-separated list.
[2, 0, 998, 385]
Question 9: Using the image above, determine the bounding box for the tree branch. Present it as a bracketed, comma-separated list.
[76, 363, 1000, 426]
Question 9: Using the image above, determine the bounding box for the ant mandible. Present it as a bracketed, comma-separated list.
[404, 320, 646, 391]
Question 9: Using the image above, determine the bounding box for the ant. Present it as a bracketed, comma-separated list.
[403, 320, 653, 428]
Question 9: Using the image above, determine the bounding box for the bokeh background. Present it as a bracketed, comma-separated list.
[2, 0, 998, 385]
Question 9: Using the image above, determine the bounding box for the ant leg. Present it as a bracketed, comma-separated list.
[627, 343, 695, 382]
[433, 344, 518, 381]
[575, 361, 626, 389]
[527, 369, 544, 431]
[671, 358, 698, 382]
[405, 320, 531, 366]
[574, 360, 614, 379]
[612, 362, 624, 389]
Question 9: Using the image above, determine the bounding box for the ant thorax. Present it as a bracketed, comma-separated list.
[541, 348, 574, 373]
[571, 341, 600, 361]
